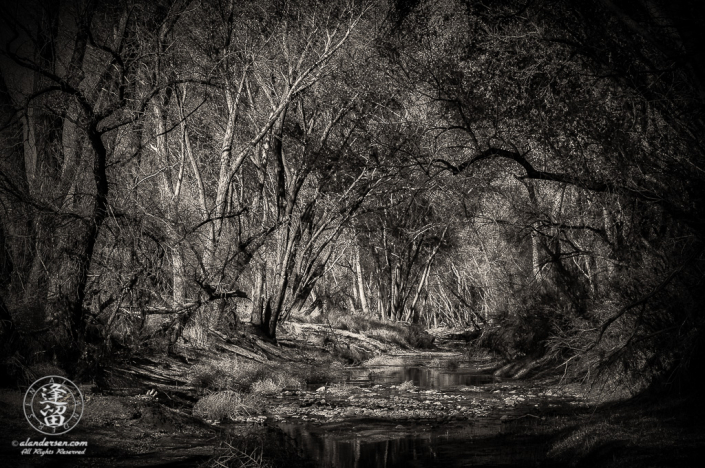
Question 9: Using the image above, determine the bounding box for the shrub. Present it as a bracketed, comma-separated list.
[405, 325, 435, 349]
[193, 390, 262, 421]
[332, 344, 368, 364]
[398, 380, 416, 391]
[206, 429, 311, 468]
[327, 383, 355, 397]
[27, 363, 67, 380]
[365, 327, 408, 347]
[251, 373, 302, 395]
[428, 357, 460, 369]
[330, 315, 367, 333]
[475, 293, 561, 360]
[189, 358, 301, 393]
[290, 362, 337, 384]
[189, 363, 228, 390]
[250, 378, 282, 395]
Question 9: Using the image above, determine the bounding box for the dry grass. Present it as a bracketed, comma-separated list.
[189, 358, 302, 393]
[398, 380, 416, 391]
[328, 314, 437, 349]
[288, 358, 343, 384]
[364, 328, 409, 347]
[250, 379, 282, 395]
[363, 355, 407, 366]
[192, 390, 263, 421]
[332, 343, 369, 364]
[250, 372, 302, 395]
[427, 357, 461, 369]
[326, 383, 355, 397]
[330, 314, 366, 333]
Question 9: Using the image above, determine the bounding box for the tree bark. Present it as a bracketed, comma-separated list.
[250, 263, 265, 326]
[355, 244, 370, 316]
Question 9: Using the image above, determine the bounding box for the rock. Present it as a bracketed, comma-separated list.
[316, 386, 326, 393]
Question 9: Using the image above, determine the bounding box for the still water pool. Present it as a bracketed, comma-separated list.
[214, 355, 565, 467]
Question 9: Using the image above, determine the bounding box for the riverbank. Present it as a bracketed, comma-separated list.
[0, 324, 702, 467]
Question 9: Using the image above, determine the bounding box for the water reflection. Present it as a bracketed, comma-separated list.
[346, 365, 494, 389]
[276, 421, 548, 468]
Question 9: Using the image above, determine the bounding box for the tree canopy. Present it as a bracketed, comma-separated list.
[1, 0, 704, 392]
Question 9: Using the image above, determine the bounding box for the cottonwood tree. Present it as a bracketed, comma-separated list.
[0, 0, 170, 366]
[386, 0, 705, 387]
[83, 0, 380, 346]
[244, 1, 386, 338]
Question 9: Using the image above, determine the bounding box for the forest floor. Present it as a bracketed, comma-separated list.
[1, 322, 703, 467]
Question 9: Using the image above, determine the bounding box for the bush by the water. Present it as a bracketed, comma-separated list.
[193, 390, 263, 421]
[398, 380, 416, 391]
[475, 294, 560, 360]
[189, 358, 302, 393]
[429, 357, 460, 370]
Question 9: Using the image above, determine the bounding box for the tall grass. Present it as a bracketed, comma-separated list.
[193, 390, 263, 421]
[189, 358, 302, 393]
[398, 380, 416, 391]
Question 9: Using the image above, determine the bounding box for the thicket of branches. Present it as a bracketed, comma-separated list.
[1, 0, 704, 393]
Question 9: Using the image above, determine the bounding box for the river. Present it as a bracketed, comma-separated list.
[212, 353, 577, 467]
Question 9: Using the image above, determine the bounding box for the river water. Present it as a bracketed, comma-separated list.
[276, 418, 551, 468]
[215, 354, 565, 467]
[345, 361, 495, 389]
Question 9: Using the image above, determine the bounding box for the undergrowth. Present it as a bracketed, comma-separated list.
[192, 390, 263, 421]
[323, 314, 435, 349]
[189, 358, 302, 393]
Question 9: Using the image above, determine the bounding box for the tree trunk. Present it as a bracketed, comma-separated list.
[250, 263, 265, 326]
[172, 248, 185, 306]
[603, 206, 617, 280]
[531, 230, 543, 282]
[355, 245, 370, 316]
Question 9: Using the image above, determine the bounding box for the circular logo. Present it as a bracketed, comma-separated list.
[24, 375, 84, 435]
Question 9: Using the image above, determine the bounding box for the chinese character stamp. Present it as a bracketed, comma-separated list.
[24, 376, 84, 435]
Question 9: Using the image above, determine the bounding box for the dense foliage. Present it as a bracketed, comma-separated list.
[1, 0, 703, 393]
